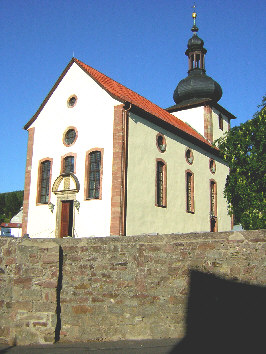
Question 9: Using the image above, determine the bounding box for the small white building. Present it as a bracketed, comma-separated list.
[0, 208, 23, 237]
[22, 15, 235, 238]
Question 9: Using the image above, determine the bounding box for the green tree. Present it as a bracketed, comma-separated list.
[0, 191, 24, 224]
[215, 97, 266, 230]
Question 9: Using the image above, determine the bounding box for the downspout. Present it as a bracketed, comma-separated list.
[120, 102, 132, 236]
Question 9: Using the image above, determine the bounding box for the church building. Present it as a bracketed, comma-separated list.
[22, 11, 235, 238]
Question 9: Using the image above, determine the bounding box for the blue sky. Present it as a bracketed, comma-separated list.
[0, 0, 265, 193]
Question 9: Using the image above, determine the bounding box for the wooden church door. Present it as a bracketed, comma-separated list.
[60, 200, 74, 237]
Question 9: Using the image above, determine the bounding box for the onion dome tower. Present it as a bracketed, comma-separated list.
[173, 8, 222, 106]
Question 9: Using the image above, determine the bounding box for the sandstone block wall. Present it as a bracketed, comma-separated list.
[0, 230, 265, 345]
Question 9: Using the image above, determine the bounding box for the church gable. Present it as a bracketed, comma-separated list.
[24, 60, 121, 131]
[23, 61, 120, 238]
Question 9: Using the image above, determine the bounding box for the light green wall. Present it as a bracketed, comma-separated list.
[126, 113, 231, 235]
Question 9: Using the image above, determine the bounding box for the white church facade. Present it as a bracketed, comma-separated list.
[22, 13, 235, 238]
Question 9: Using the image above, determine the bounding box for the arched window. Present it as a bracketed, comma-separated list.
[61, 153, 76, 174]
[156, 159, 167, 207]
[210, 180, 218, 232]
[85, 149, 104, 200]
[63, 156, 74, 173]
[37, 159, 52, 204]
[186, 170, 194, 213]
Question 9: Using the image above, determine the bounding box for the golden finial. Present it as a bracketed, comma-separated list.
[191, 3, 198, 33]
[192, 3, 197, 26]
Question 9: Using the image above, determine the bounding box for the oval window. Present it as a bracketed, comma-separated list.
[156, 133, 166, 152]
[67, 95, 77, 108]
[209, 159, 216, 174]
[63, 128, 77, 146]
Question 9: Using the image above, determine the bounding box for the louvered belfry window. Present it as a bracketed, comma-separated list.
[40, 160, 51, 204]
[64, 156, 74, 173]
[88, 151, 101, 199]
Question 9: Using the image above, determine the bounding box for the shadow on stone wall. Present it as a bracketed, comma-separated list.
[169, 270, 266, 353]
[54, 246, 63, 343]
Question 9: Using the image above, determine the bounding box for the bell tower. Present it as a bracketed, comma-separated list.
[173, 7, 222, 107]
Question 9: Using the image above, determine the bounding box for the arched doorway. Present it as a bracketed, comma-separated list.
[52, 173, 80, 238]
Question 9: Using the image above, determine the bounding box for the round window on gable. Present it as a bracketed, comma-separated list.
[185, 148, 194, 164]
[209, 159, 216, 174]
[156, 133, 166, 153]
[67, 95, 77, 108]
[63, 127, 78, 146]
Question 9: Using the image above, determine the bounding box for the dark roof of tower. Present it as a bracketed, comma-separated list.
[173, 13, 222, 107]
[173, 69, 222, 106]
[186, 34, 205, 53]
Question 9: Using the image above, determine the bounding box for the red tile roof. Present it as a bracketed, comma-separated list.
[74, 58, 213, 148]
[24, 58, 215, 149]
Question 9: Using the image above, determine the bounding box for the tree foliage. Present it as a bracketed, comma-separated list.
[215, 97, 266, 230]
[0, 191, 24, 224]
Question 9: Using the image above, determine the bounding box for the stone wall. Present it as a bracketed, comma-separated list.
[0, 230, 265, 345]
